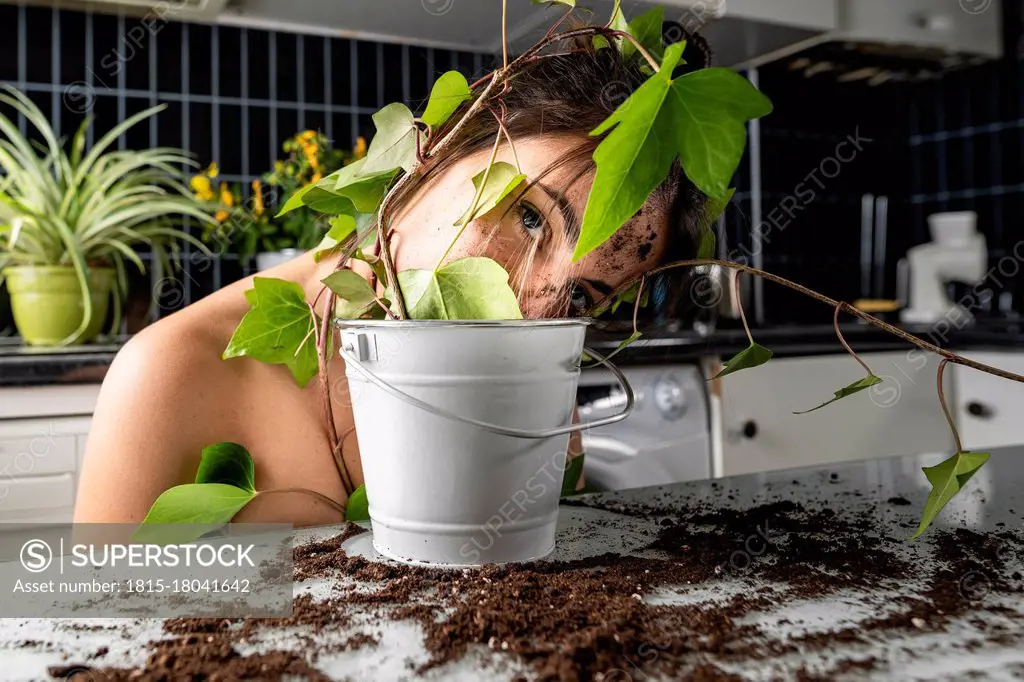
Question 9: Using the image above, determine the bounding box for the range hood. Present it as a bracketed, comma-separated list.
[23, 0, 229, 22]
[211, 0, 838, 62]
[780, 0, 1004, 84]
[27, 0, 1001, 72]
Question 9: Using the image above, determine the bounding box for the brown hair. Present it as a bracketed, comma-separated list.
[384, 26, 714, 319]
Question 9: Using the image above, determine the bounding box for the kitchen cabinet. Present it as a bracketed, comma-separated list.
[952, 351, 1024, 451]
[714, 351, 955, 476]
[0, 385, 98, 527]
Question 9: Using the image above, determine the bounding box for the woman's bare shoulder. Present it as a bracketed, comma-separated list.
[75, 283, 262, 522]
[111, 285, 250, 394]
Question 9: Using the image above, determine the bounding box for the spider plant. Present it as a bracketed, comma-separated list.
[0, 85, 213, 344]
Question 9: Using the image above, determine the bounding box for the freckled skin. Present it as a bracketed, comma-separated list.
[74, 133, 674, 526]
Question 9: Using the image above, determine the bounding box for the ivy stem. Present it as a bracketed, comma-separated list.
[734, 270, 753, 346]
[428, 69, 502, 157]
[547, 4, 577, 38]
[603, 0, 618, 28]
[589, 258, 1024, 386]
[937, 359, 963, 454]
[374, 75, 503, 320]
[607, 29, 662, 71]
[434, 130, 503, 271]
[414, 122, 426, 165]
[418, 120, 433, 147]
[502, 0, 509, 69]
[300, 303, 319, 356]
[318, 292, 354, 496]
[256, 488, 346, 517]
[632, 275, 645, 336]
[491, 104, 520, 172]
[374, 194, 406, 320]
[833, 303, 873, 376]
[371, 289, 396, 320]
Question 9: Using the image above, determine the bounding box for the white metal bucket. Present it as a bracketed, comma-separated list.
[337, 319, 633, 567]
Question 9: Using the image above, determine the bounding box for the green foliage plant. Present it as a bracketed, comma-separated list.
[0, 86, 212, 343]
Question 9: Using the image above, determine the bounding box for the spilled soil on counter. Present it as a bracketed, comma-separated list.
[45, 487, 1024, 682]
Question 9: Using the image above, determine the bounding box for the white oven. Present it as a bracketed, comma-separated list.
[576, 364, 711, 491]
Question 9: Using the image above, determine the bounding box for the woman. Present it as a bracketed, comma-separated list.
[74, 36, 710, 526]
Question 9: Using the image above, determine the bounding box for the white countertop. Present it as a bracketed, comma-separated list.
[3, 449, 1024, 681]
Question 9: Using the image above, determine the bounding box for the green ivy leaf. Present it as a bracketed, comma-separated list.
[398, 257, 523, 320]
[668, 69, 773, 199]
[592, 331, 642, 366]
[222, 277, 320, 387]
[313, 215, 356, 263]
[361, 103, 422, 174]
[561, 453, 585, 497]
[910, 451, 991, 539]
[313, 213, 376, 263]
[574, 41, 686, 261]
[793, 374, 884, 415]
[624, 6, 664, 63]
[195, 442, 256, 493]
[421, 71, 473, 130]
[455, 162, 527, 226]
[329, 163, 399, 212]
[323, 269, 378, 319]
[713, 343, 773, 380]
[576, 57, 770, 261]
[705, 187, 736, 223]
[346, 484, 370, 522]
[132, 484, 255, 545]
[277, 160, 397, 217]
[606, 281, 649, 315]
[352, 248, 387, 286]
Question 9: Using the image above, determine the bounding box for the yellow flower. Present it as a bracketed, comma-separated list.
[310, 171, 322, 184]
[205, 161, 219, 178]
[274, 160, 284, 173]
[251, 180, 264, 217]
[303, 145, 320, 170]
[219, 182, 234, 208]
[214, 209, 230, 223]
[353, 136, 367, 159]
[298, 130, 318, 143]
[190, 175, 214, 201]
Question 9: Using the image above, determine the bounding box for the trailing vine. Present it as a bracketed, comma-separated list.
[133, 0, 1018, 545]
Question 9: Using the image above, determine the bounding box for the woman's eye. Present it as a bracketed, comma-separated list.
[519, 203, 545, 238]
[570, 284, 590, 311]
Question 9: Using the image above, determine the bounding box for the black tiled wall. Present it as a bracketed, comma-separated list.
[733, 66, 914, 323]
[3, 3, 1022, 331]
[904, 1, 1024, 317]
[734, 0, 1024, 324]
[0, 4, 485, 323]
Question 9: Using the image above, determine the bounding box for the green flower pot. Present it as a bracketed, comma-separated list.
[5, 266, 115, 346]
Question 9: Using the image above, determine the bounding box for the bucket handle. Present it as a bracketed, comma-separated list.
[338, 341, 634, 439]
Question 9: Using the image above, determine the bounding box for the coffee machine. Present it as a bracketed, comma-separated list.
[899, 211, 987, 324]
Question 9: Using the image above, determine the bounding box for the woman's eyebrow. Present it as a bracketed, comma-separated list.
[535, 181, 581, 241]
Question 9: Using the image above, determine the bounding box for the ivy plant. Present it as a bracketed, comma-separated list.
[133, 0, 1021, 544]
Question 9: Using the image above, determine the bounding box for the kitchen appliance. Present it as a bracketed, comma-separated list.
[577, 364, 711, 490]
[50, 0, 996, 69]
[900, 211, 987, 325]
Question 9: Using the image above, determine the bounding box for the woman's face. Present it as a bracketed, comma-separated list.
[389, 134, 672, 318]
